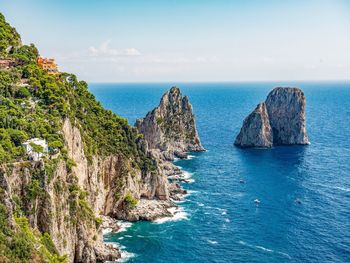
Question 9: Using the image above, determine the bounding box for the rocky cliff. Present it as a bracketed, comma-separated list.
[0, 118, 171, 262]
[136, 87, 204, 161]
[235, 87, 309, 148]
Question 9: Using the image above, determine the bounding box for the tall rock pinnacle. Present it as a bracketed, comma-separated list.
[235, 87, 309, 148]
[136, 86, 204, 160]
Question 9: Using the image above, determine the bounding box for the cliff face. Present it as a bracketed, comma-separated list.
[0, 118, 170, 263]
[265, 87, 309, 145]
[235, 87, 309, 148]
[234, 102, 273, 148]
[136, 87, 204, 161]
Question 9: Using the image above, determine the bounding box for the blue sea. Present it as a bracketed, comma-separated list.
[90, 82, 350, 263]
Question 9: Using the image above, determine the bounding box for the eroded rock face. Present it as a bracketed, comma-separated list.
[0, 118, 172, 263]
[135, 86, 204, 161]
[235, 87, 309, 148]
[234, 102, 273, 148]
[265, 87, 309, 145]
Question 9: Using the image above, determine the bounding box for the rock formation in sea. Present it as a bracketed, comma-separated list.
[136, 86, 205, 161]
[235, 87, 309, 148]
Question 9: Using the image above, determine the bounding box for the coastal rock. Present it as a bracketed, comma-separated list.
[0, 118, 172, 263]
[235, 87, 309, 148]
[114, 199, 174, 222]
[136, 86, 204, 161]
[234, 102, 273, 148]
[265, 87, 309, 145]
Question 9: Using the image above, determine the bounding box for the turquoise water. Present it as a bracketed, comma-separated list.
[90, 82, 350, 263]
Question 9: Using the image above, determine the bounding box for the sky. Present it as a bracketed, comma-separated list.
[1, 0, 350, 82]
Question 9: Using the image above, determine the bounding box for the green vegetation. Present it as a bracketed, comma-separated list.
[124, 193, 138, 209]
[156, 117, 163, 125]
[0, 13, 21, 55]
[0, 204, 67, 262]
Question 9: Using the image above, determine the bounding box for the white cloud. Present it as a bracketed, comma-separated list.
[88, 40, 141, 57]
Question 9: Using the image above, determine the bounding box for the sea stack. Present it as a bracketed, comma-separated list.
[235, 87, 309, 148]
[136, 86, 204, 160]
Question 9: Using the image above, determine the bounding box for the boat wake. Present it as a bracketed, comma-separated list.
[238, 241, 291, 259]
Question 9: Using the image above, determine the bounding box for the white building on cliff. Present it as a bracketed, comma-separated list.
[22, 138, 48, 161]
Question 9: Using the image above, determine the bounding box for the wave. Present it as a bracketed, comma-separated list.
[187, 155, 195, 160]
[116, 249, 136, 263]
[182, 170, 195, 183]
[153, 206, 189, 224]
[117, 221, 133, 233]
[102, 228, 113, 235]
[104, 242, 136, 263]
[207, 240, 218, 244]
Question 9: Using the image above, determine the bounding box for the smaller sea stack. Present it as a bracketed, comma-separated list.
[235, 87, 309, 148]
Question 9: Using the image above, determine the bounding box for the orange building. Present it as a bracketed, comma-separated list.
[37, 57, 59, 75]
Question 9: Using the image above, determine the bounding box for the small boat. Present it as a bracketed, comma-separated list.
[254, 199, 261, 204]
[239, 180, 245, 184]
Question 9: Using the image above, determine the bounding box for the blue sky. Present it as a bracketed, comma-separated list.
[1, 0, 350, 82]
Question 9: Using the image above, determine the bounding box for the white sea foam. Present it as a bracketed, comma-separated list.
[187, 155, 195, 160]
[104, 242, 135, 263]
[153, 206, 188, 224]
[102, 228, 113, 235]
[224, 218, 230, 223]
[182, 170, 195, 183]
[117, 221, 133, 233]
[182, 171, 193, 178]
[207, 240, 218, 244]
[116, 249, 136, 263]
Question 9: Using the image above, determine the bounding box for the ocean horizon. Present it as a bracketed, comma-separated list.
[90, 82, 350, 263]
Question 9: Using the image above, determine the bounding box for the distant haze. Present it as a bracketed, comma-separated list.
[2, 0, 350, 82]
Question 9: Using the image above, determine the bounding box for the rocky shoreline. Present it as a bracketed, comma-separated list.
[99, 86, 203, 260]
[100, 154, 194, 261]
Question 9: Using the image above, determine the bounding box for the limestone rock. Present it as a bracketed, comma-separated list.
[235, 87, 310, 148]
[136, 86, 204, 161]
[265, 87, 309, 145]
[234, 102, 273, 148]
